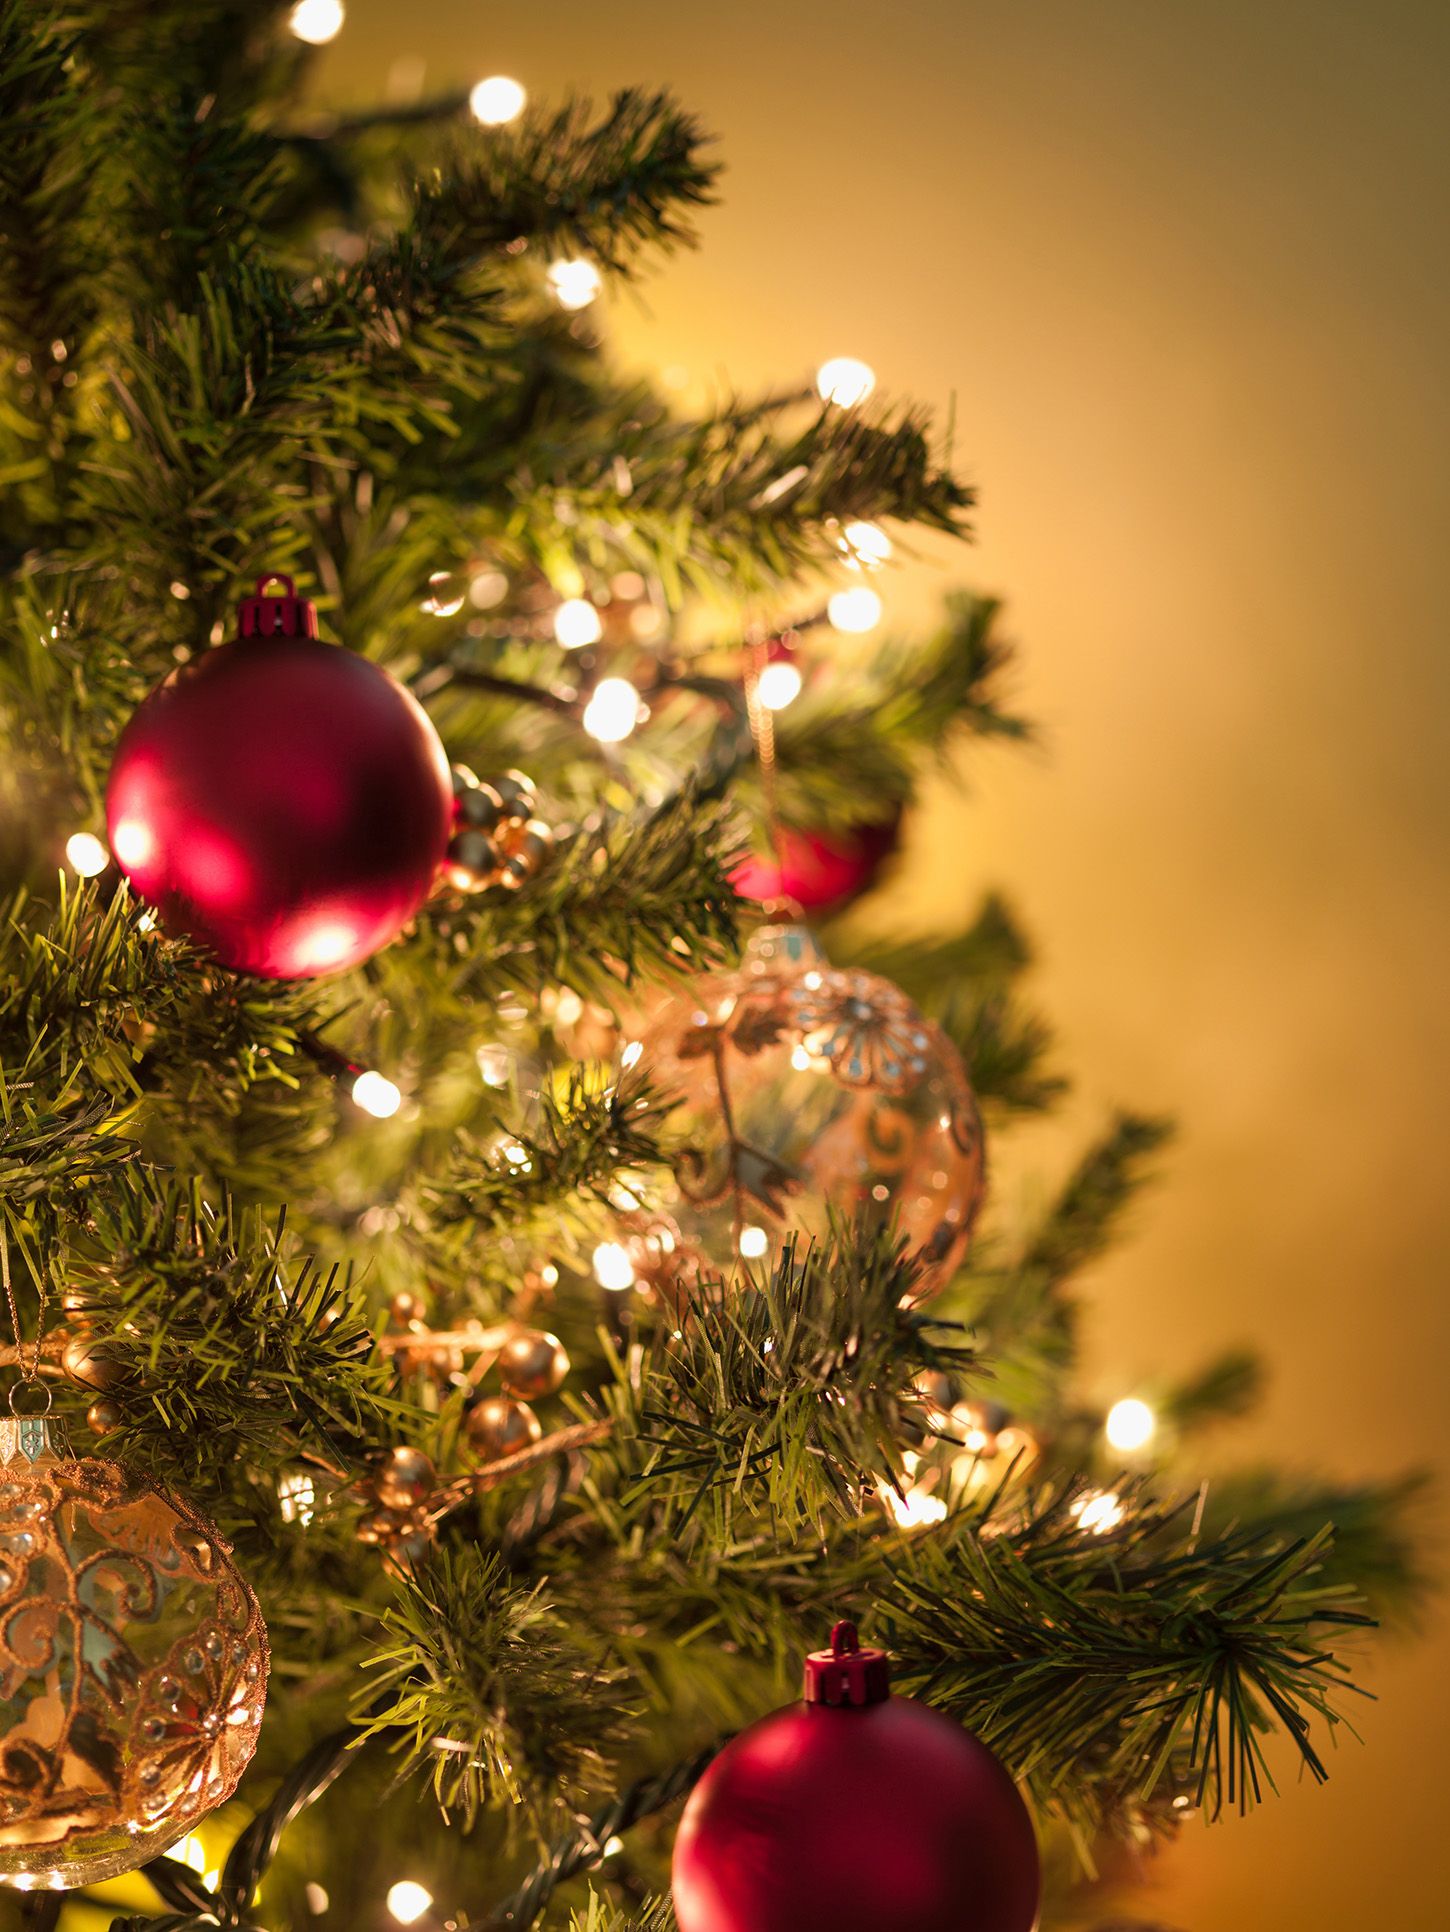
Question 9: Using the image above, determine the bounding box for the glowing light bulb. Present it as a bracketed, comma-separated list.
[351, 1070, 402, 1119]
[65, 832, 109, 877]
[582, 676, 642, 744]
[469, 75, 526, 125]
[592, 1241, 636, 1292]
[816, 356, 876, 407]
[288, 0, 344, 44]
[878, 1479, 948, 1529]
[277, 1471, 316, 1526]
[553, 597, 603, 648]
[477, 1043, 511, 1088]
[1105, 1396, 1156, 1453]
[738, 1225, 769, 1260]
[387, 1882, 434, 1926]
[756, 659, 803, 710]
[840, 519, 892, 569]
[1071, 1489, 1125, 1535]
[620, 1040, 644, 1070]
[547, 258, 602, 311]
[827, 587, 883, 633]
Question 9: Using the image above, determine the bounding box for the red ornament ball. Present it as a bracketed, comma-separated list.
[673, 1623, 1040, 1932]
[106, 577, 453, 978]
[730, 813, 901, 914]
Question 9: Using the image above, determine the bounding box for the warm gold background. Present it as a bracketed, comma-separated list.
[330, 5, 1449, 1925]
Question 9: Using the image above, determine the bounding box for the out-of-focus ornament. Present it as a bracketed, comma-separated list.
[106, 575, 453, 978]
[372, 1446, 436, 1512]
[497, 1330, 569, 1402]
[84, 1396, 123, 1436]
[730, 815, 901, 915]
[60, 1334, 127, 1393]
[464, 1395, 542, 1462]
[628, 925, 984, 1298]
[672, 1621, 1039, 1932]
[354, 1447, 439, 1571]
[0, 1410, 268, 1887]
[442, 767, 554, 895]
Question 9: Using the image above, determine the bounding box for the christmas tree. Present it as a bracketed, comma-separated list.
[0, 5, 1425, 1930]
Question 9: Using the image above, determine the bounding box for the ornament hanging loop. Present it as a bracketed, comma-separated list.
[238, 572, 320, 640]
[7, 1378, 53, 1416]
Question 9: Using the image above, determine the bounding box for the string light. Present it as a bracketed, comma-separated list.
[277, 1471, 316, 1527]
[547, 258, 602, 311]
[553, 597, 603, 648]
[592, 1241, 636, 1291]
[827, 587, 883, 633]
[738, 1225, 769, 1259]
[620, 1039, 644, 1070]
[351, 1070, 402, 1119]
[386, 1881, 433, 1926]
[64, 832, 109, 877]
[840, 519, 892, 569]
[816, 356, 876, 407]
[582, 676, 642, 744]
[469, 75, 526, 125]
[878, 1478, 949, 1530]
[288, 0, 344, 44]
[1105, 1396, 1156, 1453]
[756, 659, 803, 710]
[1070, 1489, 1125, 1534]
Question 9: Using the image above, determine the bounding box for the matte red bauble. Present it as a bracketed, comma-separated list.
[672, 1623, 1040, 1932]
[730, 813, 900, 913]
[106, 576, 453, 978]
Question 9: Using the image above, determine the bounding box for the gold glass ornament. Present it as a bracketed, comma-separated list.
[629, 926, 985, 1297]
[0, 1413, 268, 1888]
[372, 1446, 436, 1511]
[497, 1330, 569, 1402]
[465, 1396, 541, 1461]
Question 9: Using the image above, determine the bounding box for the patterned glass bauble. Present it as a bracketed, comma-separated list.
[106, 575, 453, 978]
[0, 1414, 269, 1888]
[629, 926, 984, 1296]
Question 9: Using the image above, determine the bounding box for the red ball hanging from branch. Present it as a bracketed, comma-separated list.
[106, 575, 454, 977]
[672, 1621, 1040, 1932]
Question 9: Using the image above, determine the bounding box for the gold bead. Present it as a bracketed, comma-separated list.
[465, 1395, 542, 1461]
[61, 1334, 126, 1390]
[491, 771, 535, 821]
[457, 783, 506, 832]
[497, 1329, 569, 1402]
[443, 828, 500, 891]
[373, 1445, 436, 1510]
[86, 1395, 123, 1434]
[356, 1506, 398, 1546]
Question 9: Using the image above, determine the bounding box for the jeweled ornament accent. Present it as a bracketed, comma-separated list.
[631, 925, 984, 1297]
[0, 1414, 269, 1887]
[672, 1622, 1039, 1932]
[106, 575, 453, 978]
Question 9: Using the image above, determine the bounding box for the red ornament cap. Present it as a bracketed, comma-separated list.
[802, 1621, 892, 1707]
[237, 573, 319, 641]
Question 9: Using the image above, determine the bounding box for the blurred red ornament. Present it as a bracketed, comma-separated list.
[673, 1622, 1040, 1932]
[731, 814, 900, 913]
[106, 576, 453, 977]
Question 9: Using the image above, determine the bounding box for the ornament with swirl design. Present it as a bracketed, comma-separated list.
[630, 925, 985, 1297]
[0, 1414, 268, 1888]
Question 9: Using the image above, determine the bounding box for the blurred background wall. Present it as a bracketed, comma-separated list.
[330, 4, 1450, 1924]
